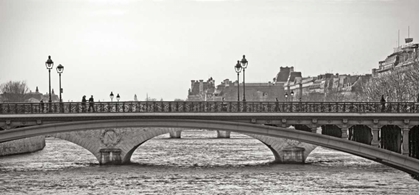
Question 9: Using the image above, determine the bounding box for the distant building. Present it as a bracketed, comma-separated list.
[187, 77, 216, 101]
[285, 71, 372, 101]
[187, 76, 285, 102]
[372, 38, 418, 77]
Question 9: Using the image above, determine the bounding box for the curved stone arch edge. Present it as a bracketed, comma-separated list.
[45, 129, 315, 165]
[0, 119, 417, 175]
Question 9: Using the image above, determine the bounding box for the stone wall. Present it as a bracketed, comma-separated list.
[0, 136, 46, 156]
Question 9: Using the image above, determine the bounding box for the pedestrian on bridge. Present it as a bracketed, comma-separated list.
[380, 95, 386, 112]
[39, 99, 44, 113]
[275, 98, 280, 112]
[88, 95, 95, 112]
[82, 95, 87, 113]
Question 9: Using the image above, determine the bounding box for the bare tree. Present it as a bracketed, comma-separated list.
[358, 65, 419, 102]
[0, 81, 30, 102]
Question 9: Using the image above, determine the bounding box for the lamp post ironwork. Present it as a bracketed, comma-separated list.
[240, 55, 248, 102]
[116, 94, 120, 102]
[235, 61, 242, 102]
[56, 64, 64, 103]
[45, 56, 54, 103]
[110, 92, 114, 102]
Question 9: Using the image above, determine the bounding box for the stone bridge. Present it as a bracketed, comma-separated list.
[0, 101, 418, 175]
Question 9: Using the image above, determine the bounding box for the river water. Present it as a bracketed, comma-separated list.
[0, 130, 418, 194]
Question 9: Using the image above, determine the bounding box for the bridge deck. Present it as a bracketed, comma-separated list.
[0, 101, 418, 114]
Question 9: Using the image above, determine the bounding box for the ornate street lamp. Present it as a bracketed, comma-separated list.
[291, 91, 294, 102]
[240, 55, 248, 102]
[116, 93, 120, 102]
[235, 60, 242, 102]
[56, 64, 64, 102]
[110, 92, 114, 102]
[285, 93, 288, 102]
[45, 56, 54, 103]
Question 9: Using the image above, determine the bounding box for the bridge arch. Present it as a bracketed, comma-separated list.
[0, 119, 417, 175]
[50, 128, 316, 165]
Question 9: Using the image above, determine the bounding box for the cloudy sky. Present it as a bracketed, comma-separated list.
[0, 0, 418, 101]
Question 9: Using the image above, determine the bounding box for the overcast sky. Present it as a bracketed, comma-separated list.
[0, 0, 418, 102]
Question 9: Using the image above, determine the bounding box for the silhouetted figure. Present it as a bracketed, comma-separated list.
[82, 95, 87, 112]
[88, 95, 95, 112]
[275, 98, 280, 112]
[222, 97, 227, 112]
[40, 100, 44, 113]
[380, 95, 386, 112]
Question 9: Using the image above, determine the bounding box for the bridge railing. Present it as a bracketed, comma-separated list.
[0, 101, 418, 114]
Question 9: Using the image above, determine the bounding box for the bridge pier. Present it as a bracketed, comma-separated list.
[216, 130, 231, 138]
[99, 148, 122, 165]
[282, 147, 305, 163]
[370, 125, 380, 147]
[402, 126, 410, 156]
[169, 130, 182, 138]
[340, 125, 348, 139]
[247, 133, 317, 164]
[310, 126, 317, 133]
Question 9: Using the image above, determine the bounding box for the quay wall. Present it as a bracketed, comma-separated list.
[0, 136, 46, 156]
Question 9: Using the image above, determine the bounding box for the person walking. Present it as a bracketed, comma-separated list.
[40, 99, 44, 113]
[275, 98, 280, 112]
[82, 95, 87, 113]
[88, 95, 95, 112]
[380, 95, 386, 112]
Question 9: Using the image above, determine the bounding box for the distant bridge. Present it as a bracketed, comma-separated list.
[0, 101, 418, 175]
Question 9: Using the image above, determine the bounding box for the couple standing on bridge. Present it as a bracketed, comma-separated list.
[82, 95, 95, 112]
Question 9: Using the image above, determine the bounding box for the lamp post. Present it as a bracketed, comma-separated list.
[116, 94, 120, 102]
[56, 64, 64, 102]
[240, 55, 248, 102]
[291, 91, 294, 102]
[45, 56, 54, 103]
[110, 92, 114, 102]
[235, 60, 242, 102]
[285, 93, 288, 102]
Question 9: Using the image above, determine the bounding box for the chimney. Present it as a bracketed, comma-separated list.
[191, 80, 195, 90]
[224, 79, 230, 87]
[199, 80, 204, 92]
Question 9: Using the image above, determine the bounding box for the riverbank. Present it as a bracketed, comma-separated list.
[0, 136, 45, 156]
